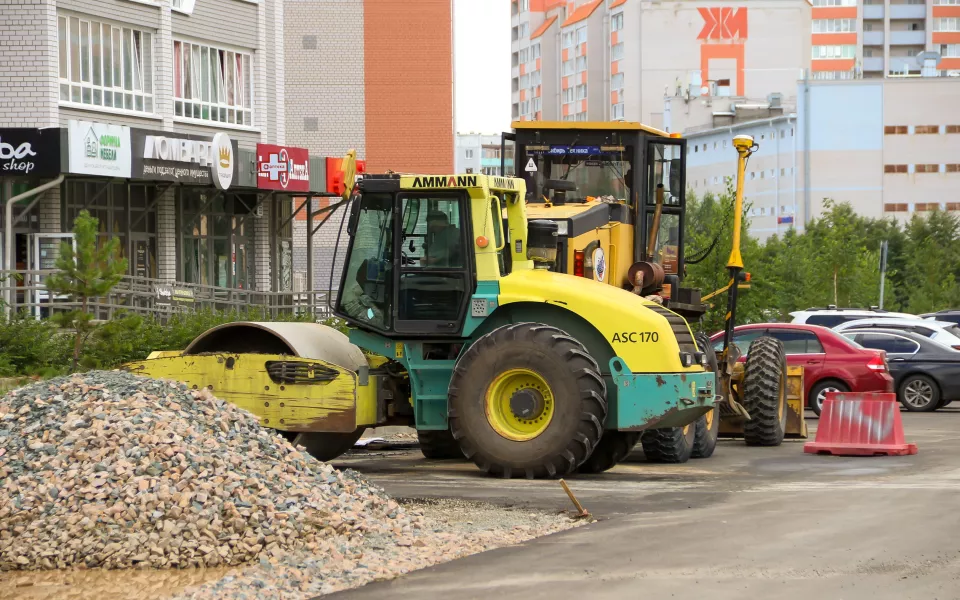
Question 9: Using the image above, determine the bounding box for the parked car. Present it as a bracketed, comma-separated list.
[840, 328, 960, 412]
[709, 323, 893, 416]
[920, 310, 960, 326]
[833, 318, 960, 351]
[790, 307, 918, 328]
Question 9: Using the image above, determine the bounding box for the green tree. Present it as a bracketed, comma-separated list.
[900, 209, 960, 314]
[45, 210, 128, 371]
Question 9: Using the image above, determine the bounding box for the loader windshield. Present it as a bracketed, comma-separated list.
[529, 152, 631, 204]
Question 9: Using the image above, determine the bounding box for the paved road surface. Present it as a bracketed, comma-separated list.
[328, 411, 960, 600]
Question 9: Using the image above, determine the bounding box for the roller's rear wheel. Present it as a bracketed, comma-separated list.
[418, 428, 464, 459]
[448, 323, 607, 479]
[640, 423, 696, 463]
[577, 431, 640, 474]
[692, 332, 720, 459]
[742, 336, 788, 446]
[286, 429, 366, 462]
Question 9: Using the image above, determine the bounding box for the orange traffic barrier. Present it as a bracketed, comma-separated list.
[804, 392, 917, 457]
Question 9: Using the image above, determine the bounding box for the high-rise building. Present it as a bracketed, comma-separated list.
[810, 0, 960, 80]
[455, 134, 512, 175]
[510, 0, 811, 128]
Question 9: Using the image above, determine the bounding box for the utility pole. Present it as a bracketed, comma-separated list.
[879, 240, 888, 309]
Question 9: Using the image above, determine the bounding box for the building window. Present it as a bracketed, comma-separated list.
[576, 83, 587, 99]
[611, 73, 624, 90]
[519, 47, 530, 63]
[942, 45, 960, 57]
[520, 74, 530, 88]
[576, 56, 587, 71]
[812, 19, 857, 32]
[947, 125, 960, 133]
[884, 164, 908, 173]
[577, 26, 587, 44]
[532, 43, 541, 59]
[935, 18, 960, 31]
[563, 88, 575, 103]
[58, 15, 154, 112]
[812, 45, 857, 59]
[916, 164, 940, 173]
[812, 0, 856, 5]
[519, 22, 529, 38]
[885, 125, 908, 134]
[174, 40, 253, 126]
[519, 0, 530, 11]
[562, 30, 576, 48]
[884, 203, 909, 212]
[563, 60, 575, 75]
[171, 0, 196, 14]
[612, 43, 624, 60]
[915, 125, 940, 134]
[465, 149, 474, 159]
[935, 0, 960, 4]
[946, 164, 960, 172]
[611, 12, 624, 31]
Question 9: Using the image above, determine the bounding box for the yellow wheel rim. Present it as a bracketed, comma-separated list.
[485, 368, 555, 441]
[777, 370, 787, 423]
[704, 407, 715, 431]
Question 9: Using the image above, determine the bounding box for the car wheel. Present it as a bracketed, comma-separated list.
[809, 380, 849, 417]
[899, 375, 940, 412]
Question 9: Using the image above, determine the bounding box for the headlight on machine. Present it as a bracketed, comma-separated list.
[679, 352, 695, 368]
[555, 220, 569, 236]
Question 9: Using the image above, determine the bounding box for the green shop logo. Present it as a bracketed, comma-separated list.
[83, 127, 121, 161]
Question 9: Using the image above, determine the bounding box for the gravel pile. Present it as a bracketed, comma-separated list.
[0, 372, 416, 571]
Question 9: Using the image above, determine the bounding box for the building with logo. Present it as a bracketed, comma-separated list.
[666, 77, 960, 239]
[510, 0, 811, 128]
[0, 0, 455, 316]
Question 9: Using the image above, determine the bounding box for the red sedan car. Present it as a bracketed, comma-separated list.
[709, 323, 894, 416]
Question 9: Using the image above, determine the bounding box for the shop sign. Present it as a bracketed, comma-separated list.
[156, 286, 196, 305]
[67, 120, 132, 178]
[256, 144, 310, 192]
[0, 128, 61, 177]
[131, 128, 238, 189]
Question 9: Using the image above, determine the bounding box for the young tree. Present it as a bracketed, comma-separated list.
[45, 210, 128, 371]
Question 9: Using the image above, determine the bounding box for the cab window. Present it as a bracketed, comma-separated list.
[858, 334, 920, 355]
[337, 193, 393, 330]
[767, 330, 824, 354]
[712, 330, 766, 355]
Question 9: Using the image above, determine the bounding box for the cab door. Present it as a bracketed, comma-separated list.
[393, 191, 474, 336]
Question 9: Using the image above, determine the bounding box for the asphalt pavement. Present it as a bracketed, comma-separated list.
[328, 411, 960, 600]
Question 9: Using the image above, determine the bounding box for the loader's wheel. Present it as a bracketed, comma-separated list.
[742, 336, 788, 446]
[692, 332, 720, 459]
[418, 428, 464, 459]
[577, 431, 641, 474]
[289, 429, 366, 462]
[640, 423, 696, 463]
[448, 323, 607, 479]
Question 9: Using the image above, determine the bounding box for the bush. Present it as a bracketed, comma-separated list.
[0, 309, 348, 377]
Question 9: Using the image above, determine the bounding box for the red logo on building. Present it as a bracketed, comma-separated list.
[697, 7, 747, 41]
[257, 144, 310, 192]
[697, 7, 748, 97]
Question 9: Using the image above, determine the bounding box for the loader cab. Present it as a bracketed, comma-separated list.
[336, 175, 476, 337]
[504, 122, 688, 287]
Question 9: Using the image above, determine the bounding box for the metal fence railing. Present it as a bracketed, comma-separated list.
[0, 270, 336, 323]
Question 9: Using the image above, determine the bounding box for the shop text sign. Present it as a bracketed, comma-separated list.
[67, 120, 132, 178]
[131, 129, 237, 189]
[256, 144, 310, 192]
[0, 128, 61, 177]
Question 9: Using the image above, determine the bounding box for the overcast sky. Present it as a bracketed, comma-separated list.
[454, 0, 511, 134]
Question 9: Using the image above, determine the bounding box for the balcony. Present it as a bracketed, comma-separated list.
[863, 5, 885, 19]
[863, 31, 885, 45]
[889, 4, 926, 19]
[888, 56, 919, 73]
[863, 56, 885, 71]
[890, 30, 926, 44]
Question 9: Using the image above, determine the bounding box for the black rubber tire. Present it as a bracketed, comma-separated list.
[899, 374, 941, 412]
[742, 336, 788, 446]
[692, 332, 720, 459]
[418, 428, 464, 459]
[289, 429, 366, 462]
[577, 431, 641, 474]
[448, 322, 607, 479]
[808, 379, 849, 417]
[640, 423, 696, 463]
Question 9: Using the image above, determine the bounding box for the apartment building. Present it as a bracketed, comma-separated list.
[455, 133, 513, 176]
[669, 77, 960, 239]
[810, 0, 960, 80]
[0, 0, 454, 310]
[511, 0, 811, 127]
